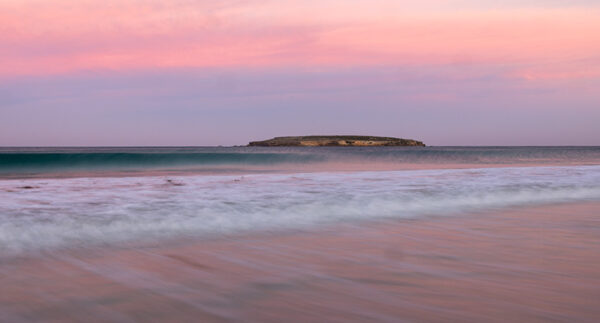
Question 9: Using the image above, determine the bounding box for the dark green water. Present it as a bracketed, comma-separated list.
[1, 146, 599, 177]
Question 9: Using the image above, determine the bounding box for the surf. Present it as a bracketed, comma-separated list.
[2, 165, 600, 255]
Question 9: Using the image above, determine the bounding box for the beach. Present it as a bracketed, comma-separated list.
[2, 202, 599, 322]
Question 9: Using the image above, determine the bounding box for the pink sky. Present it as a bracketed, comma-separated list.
[1, 0, 599, 145]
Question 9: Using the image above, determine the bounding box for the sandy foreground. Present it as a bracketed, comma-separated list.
[1, 202, 600, 322]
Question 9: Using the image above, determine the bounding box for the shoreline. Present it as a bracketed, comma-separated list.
[2, 201, 600, 322]
[2, 161, 600, 180]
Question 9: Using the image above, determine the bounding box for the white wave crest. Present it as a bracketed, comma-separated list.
[1, 165, 600, 254]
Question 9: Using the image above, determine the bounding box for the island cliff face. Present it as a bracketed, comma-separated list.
[248, 136, 425, 147]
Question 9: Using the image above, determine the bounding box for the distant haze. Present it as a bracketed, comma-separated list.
[1, 0, 599, 146]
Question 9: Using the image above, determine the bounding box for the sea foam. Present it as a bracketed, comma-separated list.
[1, 165, 600, 254]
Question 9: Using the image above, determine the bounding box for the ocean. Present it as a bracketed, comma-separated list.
[1, 146, 600, 255]
[3, 146, 600, 321]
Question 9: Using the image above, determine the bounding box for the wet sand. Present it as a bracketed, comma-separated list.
[1, 202, 600, 322]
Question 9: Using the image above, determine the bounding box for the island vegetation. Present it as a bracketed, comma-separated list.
[248, 136, 425, 147]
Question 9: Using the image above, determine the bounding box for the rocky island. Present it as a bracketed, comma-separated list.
[248, 136, 425, 147]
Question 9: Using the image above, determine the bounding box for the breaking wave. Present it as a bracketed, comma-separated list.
[1, 165, 600, 254]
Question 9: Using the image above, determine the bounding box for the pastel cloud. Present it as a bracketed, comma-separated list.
[2, 0, 599, 80]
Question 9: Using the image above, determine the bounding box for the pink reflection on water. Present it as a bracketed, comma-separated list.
[2, 202, 600, 321]
[4, 160, 600, 180]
